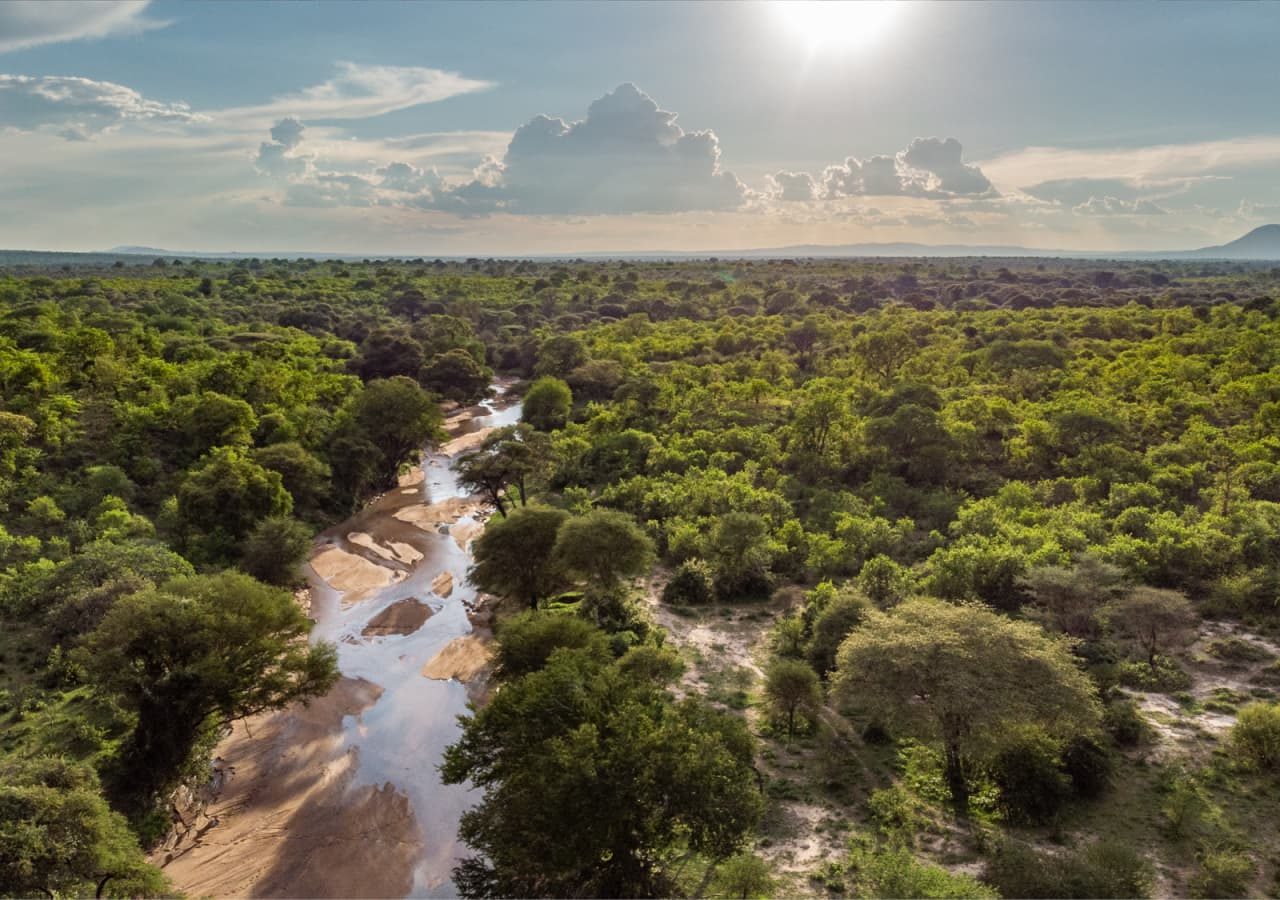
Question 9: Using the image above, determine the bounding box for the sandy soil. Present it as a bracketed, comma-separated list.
[361, 598, 433, 638]
[154, 677, 422, 898]
[311, 545, 401, 601]
[421, 635, 494, 683]
[439, 425, 495, 457]
[449, 520, 484, 550]
[431, 570, 455, 598]
[393, 496, 486, 531]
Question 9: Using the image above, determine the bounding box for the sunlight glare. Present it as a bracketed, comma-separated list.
[773, 1, 903, 52]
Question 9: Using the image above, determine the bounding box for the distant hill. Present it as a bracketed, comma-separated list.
[3, 225, 1280, 267]
[1184, 225, 1280, 260]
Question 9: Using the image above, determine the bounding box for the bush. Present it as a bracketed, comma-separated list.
[1061, 734, 1113, 798]
[240, 516, 312, 585]
[988, 728, 1070, 825]
[661, 559, 714, 605]
[866, 785, 927, 841]
[708, 853, 775, 899]
[1229, 701, 1280, 770]
[1190, 846, 1254, 899]
[1103, 696, 1150, 747]
[495, 611, 609, 677]
[984, 840, 1153, 899]
[1117, 657, 1191, 692]
[850, 845, 997, 899]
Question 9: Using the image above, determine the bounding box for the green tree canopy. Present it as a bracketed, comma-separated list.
[441, 646, 762, 898]
[553, 508, 655, 592]
[77, 571, 338, 808]
[834, 597, 1100, 810]
[470, 505, 569, 609]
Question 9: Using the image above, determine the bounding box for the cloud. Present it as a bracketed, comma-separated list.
[1073, 196, 1168, 216]
[0, 1, 168, 54]
[422, 83, 749, 215]
[768, 170, 819, 202]
[269, 117, 304, 150]
[376, 161, 443, 193]
[981, 136, 1280, 194]
[0, 73, 204, 138]
[226, 62, 493, 123]
[821, 137, 995, 199]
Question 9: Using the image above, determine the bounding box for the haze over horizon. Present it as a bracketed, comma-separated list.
[4, 0, 1280, 256]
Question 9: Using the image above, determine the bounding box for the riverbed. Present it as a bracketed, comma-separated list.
[157, 384, 522, 898]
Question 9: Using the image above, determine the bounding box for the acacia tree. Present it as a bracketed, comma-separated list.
[553, 508, 655, 592]
[455, 425, 553, 517]
[441, 647, 762, 898]
[77, 571, 338, 809]
[764, 658, 822, 738]
[469, 506, 568, 609]
[1102, 586, 1198, 667]
[833, 598, 1100, 811]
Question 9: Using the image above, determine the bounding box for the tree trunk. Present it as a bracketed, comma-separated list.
[944, 739, 969, 814]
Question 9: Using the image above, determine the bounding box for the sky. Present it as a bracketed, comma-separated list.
[2, 0, 1280, 255]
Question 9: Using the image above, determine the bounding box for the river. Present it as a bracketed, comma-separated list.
[158, 383, 523, 898]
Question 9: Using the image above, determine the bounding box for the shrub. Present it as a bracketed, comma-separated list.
[1103, 696, 1149, 747]
[1229, 701, 1280, 770]
[708, 853, 774, 899]
[866, 786, 928, 841]
[984, 840, 1153, 899]
[1061, 734, 1113, 799]
[988, 728, 1070, 825]
[661, 559, 714, 605]
[1117, 657, 1191, 692]
[1205, 637, 1273, 666]
[850, 845, 997, 899]
[1190, 846, 1255, 899]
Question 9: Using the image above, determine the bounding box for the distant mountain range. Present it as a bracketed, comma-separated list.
[2, 226, 1280, 267]
[108, 226, 1280, 261]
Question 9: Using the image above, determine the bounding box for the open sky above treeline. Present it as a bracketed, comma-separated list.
[3, 0, 1280, 255]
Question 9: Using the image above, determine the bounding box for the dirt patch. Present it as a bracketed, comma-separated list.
[362, 598, 434, 638]
[155, 677, 421, 899]
[422, 634, 494, 683]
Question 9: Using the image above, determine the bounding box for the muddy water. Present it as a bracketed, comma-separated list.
[306, 385, 522, 897]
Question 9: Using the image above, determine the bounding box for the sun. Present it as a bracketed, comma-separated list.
[772, 0, 904, 52]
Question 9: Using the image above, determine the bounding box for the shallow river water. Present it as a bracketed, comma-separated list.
[305, 386, 522, 897]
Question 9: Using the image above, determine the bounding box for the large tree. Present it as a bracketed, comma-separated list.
[77, 571, 338, 808]
[0, 758, 168, 899]
[350, 376, 443, 487]
[441, 647, 762, 898]
[1102, 586, 1198, 667]
[470, 505, 569, 609]
[553, 508, 655, 592]
[833, 598, 1100, 811]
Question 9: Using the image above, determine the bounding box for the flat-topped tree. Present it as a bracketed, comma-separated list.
[833, 597, 1100, 812]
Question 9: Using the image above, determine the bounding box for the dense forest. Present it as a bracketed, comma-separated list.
[3, 254, 1280, 898]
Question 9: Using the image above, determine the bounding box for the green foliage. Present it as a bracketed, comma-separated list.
[494, 610, 609, 677]
[348, 376, 444, 487]
[806, 587, 871, 677]
[983, 840, 1154, 899]
[553, 508, 655, 591]
[470, 505, 568, 608]
[1102, 586, 1198, 667]
[76, 571, 338, 808]
[1190, 846, 1255, 899]
[522, 376, 572, 430]
[987, 727, 1070, 825]
[1229, 701, 1280, 770]
[0, 757, 168, 898]
[661, 558, 715, 605]
[834, 598, 1101, 809]
[708, 853, 775, 900]
[845, 844, 997, 899]
[239, 515, 313, 585]
[763, 657, 821, 737]
[441, 646, 762, 898]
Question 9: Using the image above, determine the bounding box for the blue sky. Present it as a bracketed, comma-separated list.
[2, 0, 1279, 254]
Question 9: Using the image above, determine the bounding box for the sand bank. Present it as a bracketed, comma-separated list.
[154, 677, 421, 898]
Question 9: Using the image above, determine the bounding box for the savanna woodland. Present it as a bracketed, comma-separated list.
[4, 254, 1280, 899]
